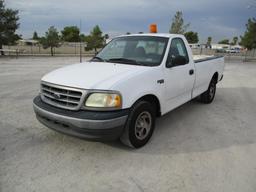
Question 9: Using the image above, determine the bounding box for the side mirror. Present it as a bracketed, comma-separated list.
[166, 55, 187, 68]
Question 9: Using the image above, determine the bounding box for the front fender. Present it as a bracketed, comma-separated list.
[111, 67, 165, 111]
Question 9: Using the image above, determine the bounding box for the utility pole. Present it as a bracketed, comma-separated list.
[79, 19, 82, 63]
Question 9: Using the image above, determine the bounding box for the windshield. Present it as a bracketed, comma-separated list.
[94, 36, 169, 66]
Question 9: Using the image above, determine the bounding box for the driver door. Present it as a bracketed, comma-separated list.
[164, 38, 195, 111]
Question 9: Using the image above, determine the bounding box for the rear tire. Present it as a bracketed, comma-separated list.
[200, 78, 217, 104]
[120, 101, 156, 148]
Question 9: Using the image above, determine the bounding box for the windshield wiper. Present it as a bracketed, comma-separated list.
[107, 58, 139, 65]
[90, 56, 105, 62]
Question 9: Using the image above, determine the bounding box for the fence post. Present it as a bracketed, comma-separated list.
[15, 49, 18, 59]
[30, 45, 33, 55]
[244, 50, 247, 62]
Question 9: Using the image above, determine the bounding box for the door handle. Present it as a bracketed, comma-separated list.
[157, 79, 164, 84]
[189, 69, 194, 75]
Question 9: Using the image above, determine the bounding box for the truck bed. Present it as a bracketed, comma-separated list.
[193, 55, 223, 63]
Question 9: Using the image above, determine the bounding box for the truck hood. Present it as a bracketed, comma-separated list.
[42, 61, 150, 90]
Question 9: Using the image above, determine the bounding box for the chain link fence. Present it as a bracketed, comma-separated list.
[192, 48, 256, 62]
[1, 44, 256, 62]
[2, 44, 95, 57]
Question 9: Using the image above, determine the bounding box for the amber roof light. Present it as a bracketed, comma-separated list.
[149, 24, 157, 33]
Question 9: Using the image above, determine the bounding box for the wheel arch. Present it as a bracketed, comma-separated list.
[133, 94, 161, 117]
[212, 72, 219, 82]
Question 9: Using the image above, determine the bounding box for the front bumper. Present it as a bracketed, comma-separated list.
[33, 96, 129, 141]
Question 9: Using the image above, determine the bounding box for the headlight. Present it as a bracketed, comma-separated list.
[85, 92, 122, 109]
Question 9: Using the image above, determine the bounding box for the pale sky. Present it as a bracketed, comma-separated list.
[5, 0, 256, 43]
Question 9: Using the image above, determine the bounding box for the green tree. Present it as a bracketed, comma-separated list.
[84, 25, 104, 53]
[218, 39, 229, 45]
[80, 33, 86, 41]
[206, 37, 212, 48]
[40, 26, 60, 56]
[61, 26, 80, 42]
[32, 31, 40, 40]
[169, 11, 190, 34]
[240, 18, 256, 50]
[0, 0, 20, 55]
[231, 36, 238, 45]
[184, 31, 199, 43]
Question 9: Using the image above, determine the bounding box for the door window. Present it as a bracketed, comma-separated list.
[167, 38, 189, 66]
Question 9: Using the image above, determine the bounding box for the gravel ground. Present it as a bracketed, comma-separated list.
[1, 57, 256, 192]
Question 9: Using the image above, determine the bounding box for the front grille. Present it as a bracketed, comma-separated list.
[40, 82, 86, 110]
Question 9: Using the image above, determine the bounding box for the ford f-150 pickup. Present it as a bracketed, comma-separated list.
[33, 33, 225, 148]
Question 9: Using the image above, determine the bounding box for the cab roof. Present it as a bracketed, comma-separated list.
[117, 33, 184, 39]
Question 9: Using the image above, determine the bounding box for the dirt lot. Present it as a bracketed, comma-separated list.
[1, 57, 256, 192]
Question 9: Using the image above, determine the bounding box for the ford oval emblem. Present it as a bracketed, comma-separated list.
[53, 93, 61, 99]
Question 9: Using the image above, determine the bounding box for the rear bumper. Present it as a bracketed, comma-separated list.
[33, 96, 129, 141]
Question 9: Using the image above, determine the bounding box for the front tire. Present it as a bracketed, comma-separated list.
[120, 101, 156, 148]
[200, 78, 217, 104]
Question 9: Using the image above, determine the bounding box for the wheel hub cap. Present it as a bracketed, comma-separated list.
[135, 111, 152, 140]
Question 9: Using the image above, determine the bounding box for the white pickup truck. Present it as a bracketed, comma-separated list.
[33, 34, 224, 148]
